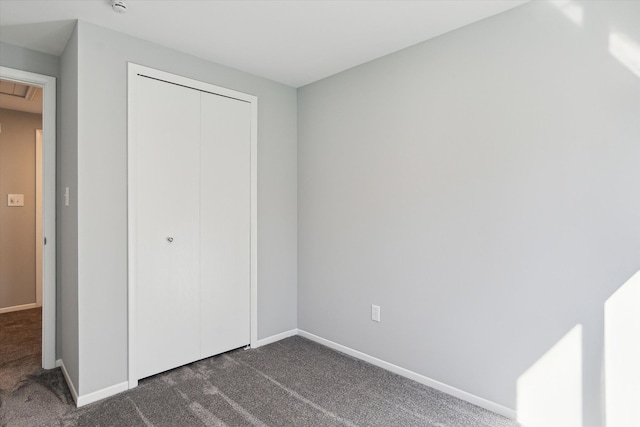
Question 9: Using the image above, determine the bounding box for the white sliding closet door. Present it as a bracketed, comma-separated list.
[132, 72, 251, 381]
[200, 93, 251, 357]
[135, 77, 202, 380]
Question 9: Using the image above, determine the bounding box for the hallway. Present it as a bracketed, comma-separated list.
[0, 307, 41, 392]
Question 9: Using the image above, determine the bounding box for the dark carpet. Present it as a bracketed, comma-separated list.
[0, 307, 41, 393]
[1, 336, 518, 426]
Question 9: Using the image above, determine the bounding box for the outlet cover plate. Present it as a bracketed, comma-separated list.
[8, 194, 24, 207]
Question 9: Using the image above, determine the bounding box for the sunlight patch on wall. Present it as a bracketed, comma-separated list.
[517, 325, 582, 427]
[605, 270, 640, 427]
[609, 31, 640, 79]
[550, 1, 584, 27]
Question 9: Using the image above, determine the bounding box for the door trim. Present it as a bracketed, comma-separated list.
[36, 129, 43, 307]
[0, 66, 57, 370]
[126, 63, 258, 388]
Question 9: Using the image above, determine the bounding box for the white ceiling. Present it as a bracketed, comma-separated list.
[0, 79, 43, 114]
[0, 0, 529, 88]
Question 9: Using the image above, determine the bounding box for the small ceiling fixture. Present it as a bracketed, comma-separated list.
[112, 0, 127, 14]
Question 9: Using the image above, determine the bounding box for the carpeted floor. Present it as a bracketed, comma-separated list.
[0, 307, 41, 393]
[1, 336, 518, 426]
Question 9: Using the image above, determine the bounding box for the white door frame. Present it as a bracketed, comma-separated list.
[0, 66, 57, 369]
[36, 129, 43, 307]
[127, 63, 258, 388]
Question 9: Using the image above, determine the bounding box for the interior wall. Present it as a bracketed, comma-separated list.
[298, 1, 640, 425]
[59, 24, 80, 391]
[0, 42, 60, 79]
[0, 108, 41, 309]
[74, 20, 297, 396]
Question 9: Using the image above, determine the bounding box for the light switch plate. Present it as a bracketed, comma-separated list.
[371, 304, 380, 322]
[8, 194, 24, 207]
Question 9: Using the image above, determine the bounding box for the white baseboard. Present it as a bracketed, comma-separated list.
[56, 329, 514, 418]
[297, 329, 516, 420]
[76, 381, 129, 407]
[0, 303, 38, 314]
[54, 329, 295, 408]
[56, 359, 79, 404]
[56, 359, 128, 407]
[253, 328, 298, 348]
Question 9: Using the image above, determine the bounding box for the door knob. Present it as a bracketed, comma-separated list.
[167, 237, 174, 242]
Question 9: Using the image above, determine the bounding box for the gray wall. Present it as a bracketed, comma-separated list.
[0, 109, 41, 309]
[59, 25, 79, 390]
[298, 1, 640, 425]
[73, 21, 297, 395]
[0, 42, 59, 79]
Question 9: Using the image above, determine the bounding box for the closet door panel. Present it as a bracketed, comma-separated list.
[136, 77, 201, 379]
[200, 93, 251, 357]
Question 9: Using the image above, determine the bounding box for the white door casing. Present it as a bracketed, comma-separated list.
[0, 67, 56, 369]
[36, 129, 43, 308]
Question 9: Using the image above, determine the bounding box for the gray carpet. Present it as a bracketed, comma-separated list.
[0, 307, 41, 393]
[1, 336, 518, 426]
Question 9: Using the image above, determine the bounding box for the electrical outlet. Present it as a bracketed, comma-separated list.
[371, 304, 380, 322]
[7, 194, 24, 207]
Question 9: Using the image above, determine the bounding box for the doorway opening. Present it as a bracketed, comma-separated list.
[0, 67, 56, 392]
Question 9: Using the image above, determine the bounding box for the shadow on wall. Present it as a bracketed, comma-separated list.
[514, 2, 640, 426]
